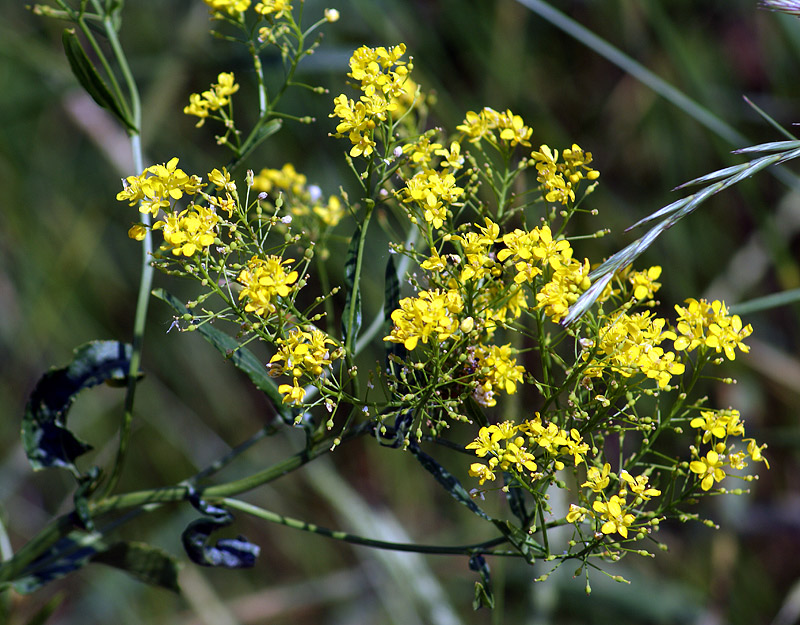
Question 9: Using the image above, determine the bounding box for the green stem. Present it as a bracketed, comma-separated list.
[222, 498, 509, 555]
[0, 427, 346, 584]
[101, 6, 147, 498]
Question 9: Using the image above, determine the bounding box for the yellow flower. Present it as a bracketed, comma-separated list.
[629, 265, 662, 301]
[400, 170, 464, 229]
[127, 224, 147, 241]
[689, 449, 727, 491]
[204, 0, 251, 16]
[324, 8, 340, 22]
[566, 504, 591, 524]
[117, 157, 204, 217]
[745, 439, 770, 469]
[184, 73, 240, 126]
[535, 257, 591, 323]
[237, 255, 299, 317]
[593, 495, 635, 538]
[619, 470, 661, 501]
[582, 463, 611, 492]
[270, 327, 341, 377]
[435, 141, 465, 170]
[466, 424, 512, 457]
[469, 462, 496, 485]
[278, 377, 306, 405]
[313, 195, 345, 227]
[255, 0, 292, 19]
[673, 298, 753, 360]
[690, 409, 745, 444]
[153, 204, 220, 257]
[383, 289, 464, 350]
[480, 344, 525, 395]
[496, 109, 532, 147]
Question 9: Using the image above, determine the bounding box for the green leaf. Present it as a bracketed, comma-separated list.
[237, 119, 283, 163]
[730, 288, 800, 316]
[12, 531, 104, 594]
[13, 532, 180, 594]
[153, 289, 295, 425]
[61, 29, 137, 132]
[504, 474, 529, 525]
[383, 254, 406, 370]
[23, 340, 132, 474]
[408, 443, 491, 520]
[91, 542, 180, 593]
[469, 555, 494, 610]
[341, 225, 363, 345]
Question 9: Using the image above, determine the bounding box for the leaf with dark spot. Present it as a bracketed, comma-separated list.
[22, 341, 132, 474]
[408, 443, 490, 520]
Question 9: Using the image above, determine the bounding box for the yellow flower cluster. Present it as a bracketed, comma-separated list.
[117, 157, 204, 217]
[255, 0, 292, 19]
[584, 312, 685, 389]
[466, 417, 589, 485]
[203, 0, 250, 15]
[252, 163, 344, 227]
[689, 407, 768, 490]
[400, 170, 464, 229]
[330, 44, 414, 157]
[183, 72, 240, 128]
[383, 289, 463, 351]
[457, 107, 533, 147]
[673, 298, 753, 360]
[565, 463, 661, 538]
[237, 254, 299, 317]
[269, 327, 342, 405]
[454, 218, 501, 282]
[153, 205, 220, 257]
[496, 224, 593, 322]
[531, 144, 600, 205]
[468, 344, 526, 408]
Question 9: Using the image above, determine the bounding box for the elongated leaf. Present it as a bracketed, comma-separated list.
[383, 254, 407, 369]
[237, 119, 283, 163]
[153, 289, 294, 424]
[13, 531, 104, 594]
[408, 443, 490, 520]
[742, 97, 798, 142]
[23, 340, 132, 473]
[341, 225, 362, 345]
[469, 554, 494, 610]
[62, 29, 136, 132]
[730, 288, 800, 316]
[504, 474, 529, 524]
[14, 531, 180, 594]
[91, 541, 180, 592]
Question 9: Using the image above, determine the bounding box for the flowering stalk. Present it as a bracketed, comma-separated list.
[13, 1, 775, 609]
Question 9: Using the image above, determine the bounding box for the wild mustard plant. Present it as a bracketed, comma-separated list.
[7, 0, 780, 613]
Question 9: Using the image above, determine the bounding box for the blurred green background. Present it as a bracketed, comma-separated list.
[2, 1, 800, 623]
